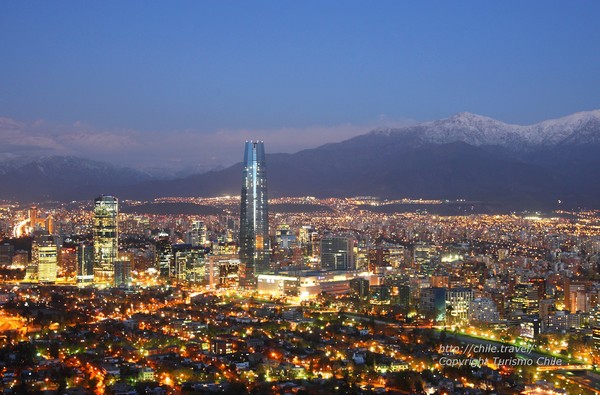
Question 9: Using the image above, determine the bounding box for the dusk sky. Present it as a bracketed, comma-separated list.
[1, 1, 600, 174]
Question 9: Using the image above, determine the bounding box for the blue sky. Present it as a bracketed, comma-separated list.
[1, 1, 600, 172]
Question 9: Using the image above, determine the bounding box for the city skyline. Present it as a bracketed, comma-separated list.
[1, 2, 600, 393]
[1, 191, 600, 393]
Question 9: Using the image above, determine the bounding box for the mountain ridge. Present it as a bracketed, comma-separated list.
[368, 109, 600, 148]
[2, 110, 600, 209]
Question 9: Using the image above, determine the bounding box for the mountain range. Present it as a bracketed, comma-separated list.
[2, 110, 600, 210]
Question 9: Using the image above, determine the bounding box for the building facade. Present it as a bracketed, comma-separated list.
[77, 242, 94, 285]
[33, 233, 57, 283]
[239, 141, 270, 287]
[320, 236, 355, 271]
[446, 288, 474, 326]
[93, 195, 119, 283]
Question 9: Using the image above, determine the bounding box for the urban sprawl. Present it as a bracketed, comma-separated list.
[0, 143, 600, 395]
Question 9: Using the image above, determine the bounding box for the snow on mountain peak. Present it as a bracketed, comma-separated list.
[377, 110, 600, 148]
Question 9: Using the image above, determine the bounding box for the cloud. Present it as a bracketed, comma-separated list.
[0, 118, 64, 153]
[0, 116, 415, 175]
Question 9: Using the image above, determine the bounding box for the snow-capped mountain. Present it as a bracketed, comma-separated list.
[3, 109, 600, 208]
[372, 109, 600, 148]
[121, 109, 600, 209]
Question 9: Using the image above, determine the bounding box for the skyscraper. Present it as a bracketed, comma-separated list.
[320, 235, 355, 271]
[239, 141, 269, 287]
[93, 195, 119, 283]
[77, 242, 94, 285]
[33, 233, 57, 283]
[187, 220, 207, 247]
[156, 231, 173, 278]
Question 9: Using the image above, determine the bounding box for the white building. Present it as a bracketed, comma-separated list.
[446, 288, 474, 326]
[139, 367, 155, 381]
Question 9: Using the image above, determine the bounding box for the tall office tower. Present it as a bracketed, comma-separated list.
[320, 236, 355, 271]
[187, 221, 207, 247]
[239, 141, 270, 288]
[77, 242, 94, 285]
[33, 233, 57, 283]
[156, 232, 173, 277]
[93, 195, 119, 283]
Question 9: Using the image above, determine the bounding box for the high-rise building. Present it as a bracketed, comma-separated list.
[114, 259, 132, 287]
[368, 247, 390, 271]
[239, 141, 269, 287]
[320, 236, 355, 271]
[565, 278, 591, 313]
[58, 246, 77, 279]
[27, 207, 54, 234]
[446, 288, 474, 326]
[510, 283, 540, 316]
[276, 224, 296, 249]
[420, 287, 447, 322]
[350, 277, 370, 300]
[156, 232, 173, 277]
[77, 242, 94, 285]
[33, 233, 57, 283]
[172, 243, 206, 281]
[187, 221, 207, 247]
[93, 195, 119, 283]
[209, 255, 240, 289]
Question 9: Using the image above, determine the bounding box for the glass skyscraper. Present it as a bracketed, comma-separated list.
[320, 236, 355, 271]
[93, 195, 119, 283]
[77, 242, 94, 285]
[239, 141, 269, 287]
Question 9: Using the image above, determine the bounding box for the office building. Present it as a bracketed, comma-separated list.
[350, 277, 370, 300]
[114, 259, 132, 287]
[33, 233, 57, 283]
[565, 278, 591, 313]
[156, 232, 173, 277]
[239, 141, 270, 287]
[93, 195, 119, 282]
[446, 288, 474, 326]
[320, 236, 355, 271]
[208, 255, 240, 289]
[368, 247, 390, 271]
[187, 221, 207, 247]
[172, 244, 206, 282]
[510, 283, 540, 316]
[0, 243, 14, 265]
[77, 242, 94, 285]
[370, 285, 391, 305]
[420, 287, 447, 322]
